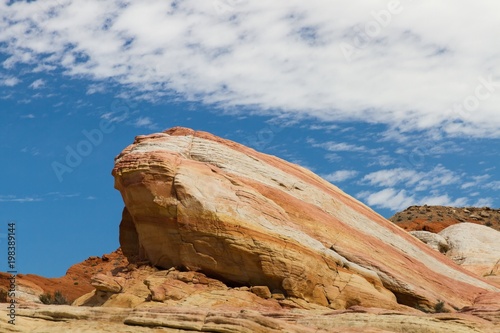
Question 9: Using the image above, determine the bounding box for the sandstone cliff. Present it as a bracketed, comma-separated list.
[111, 127, 499, 311]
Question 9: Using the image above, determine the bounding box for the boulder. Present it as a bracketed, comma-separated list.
[409, 231, 449, 253]
[112, 127, 499, 311]
[91, 273, 124, 293]
[439, 223, 500, 280]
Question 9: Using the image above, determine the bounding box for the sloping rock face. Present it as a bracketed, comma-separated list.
[112, 127, 499, 311]
[439, 223, 500, 279]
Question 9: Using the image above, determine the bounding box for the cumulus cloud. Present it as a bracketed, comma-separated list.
[1, 1, 500, 137]
[323, 170, 358, 183]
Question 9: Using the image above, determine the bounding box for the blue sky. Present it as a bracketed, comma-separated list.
[1, 0, 499, 277]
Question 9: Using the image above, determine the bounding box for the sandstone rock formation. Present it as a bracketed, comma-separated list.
[409, 230, 449, 253]
[2, 297, 499, 333]
[0, 250, 127, 304]
[111, 127, 499, 312]
[439, 223, 500, 280]
[2, 128, 499, 332]
[390, 205, 500, 232]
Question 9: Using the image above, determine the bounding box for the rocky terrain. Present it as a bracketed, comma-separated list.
[0, 250, 127, 304]
[390, 205, 500, 289]
[1, 127, 499, 332]
[389, 205, 500, 232]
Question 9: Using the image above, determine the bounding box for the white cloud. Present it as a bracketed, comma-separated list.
[368, 155, 395, 167]
[357, 188, 415, 212]
[473, 197, 494, 207]
[323, 170, 358, 183]
[29, 78, 45, 89]
[310, 139, 367, 152]
[0, 195, 42, 203]
[1, 1, 500, 137]
[133, 116, 156, 129]
[86, 83, 106, 95]
[357, 188, 468, 212]
[361, 165, 460, 191]
[485, 181, 500, 191]
[100, 111, 128, 123]
[1, 76, 20, 87]
[461, 174, 490, 189]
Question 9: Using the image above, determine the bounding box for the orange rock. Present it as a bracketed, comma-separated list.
[0, 249, 128, 304]
[112, 127, 499, 311]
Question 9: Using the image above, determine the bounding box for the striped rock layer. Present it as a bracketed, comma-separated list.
[112, 127, 499, 311]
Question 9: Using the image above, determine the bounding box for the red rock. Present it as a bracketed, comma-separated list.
[0, 249, 128, 304]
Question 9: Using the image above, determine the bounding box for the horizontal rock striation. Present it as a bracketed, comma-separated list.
[112, 127, 499, 310]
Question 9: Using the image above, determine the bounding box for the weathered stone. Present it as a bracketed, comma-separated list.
[250, 286, 272, 299]
[91, 273, 124, 293]
[480, 211, 490, 218]
[409, 231, 449, 253]
[112, 127, 499, 311]
[439, 223, 500, 283]
[3, 303, 500, 333]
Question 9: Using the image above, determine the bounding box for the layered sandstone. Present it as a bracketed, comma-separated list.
[111, 127, 499, 311]
[3, 302, 499, 333]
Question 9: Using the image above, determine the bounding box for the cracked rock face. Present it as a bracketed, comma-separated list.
[112, 127, 499, 310]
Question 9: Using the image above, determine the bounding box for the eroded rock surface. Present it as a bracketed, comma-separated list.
[2, 301, 499, 333]
[439, 223, 500, 280]
[409, 230, 449, 253]
[0, 249, 128, 304]
[111, 127, 499, 311]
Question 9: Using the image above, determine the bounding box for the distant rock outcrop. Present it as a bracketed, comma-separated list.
[112, 127, 499, 311]
[390, 205, 500, 232]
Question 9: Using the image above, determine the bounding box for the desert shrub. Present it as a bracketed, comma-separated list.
[39, 290, 69, 305]
[0, 289, 7, 303]
[434, 300, 448, 313]
[39, 292, 52, 304]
